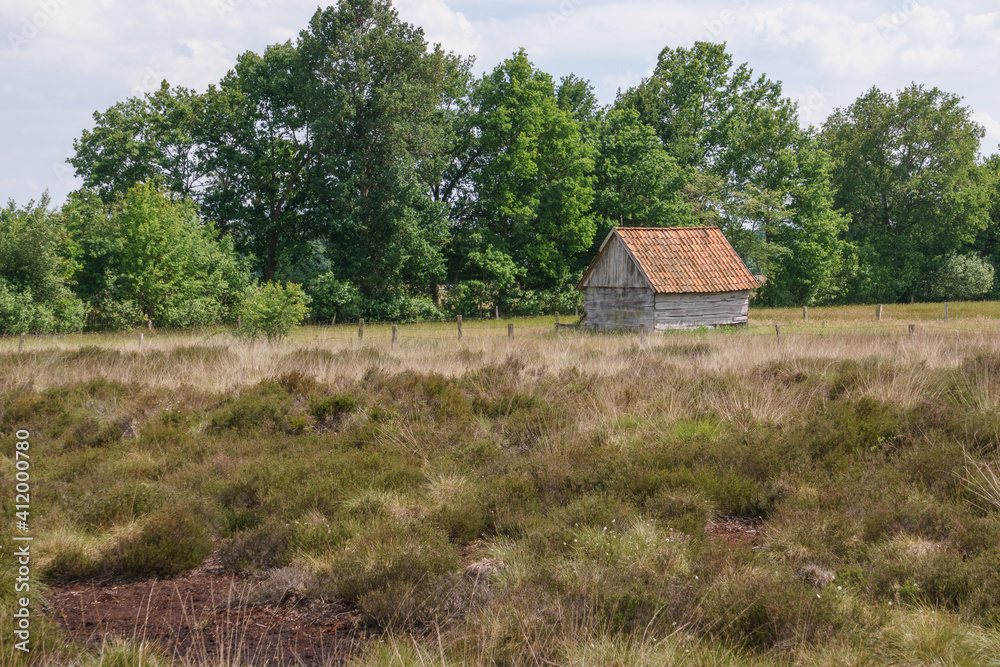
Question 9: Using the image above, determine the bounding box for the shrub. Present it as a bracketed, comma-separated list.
[365, 294, 444, 323]
[318, 520, 459, 606]
[108, 507, 212, 577]
[927, 252, 994, 302]
[219, 520, 293, 572]
[238, 282, 310, 340]
[306, 272, 363, 324]
[311, 394, 358, 422]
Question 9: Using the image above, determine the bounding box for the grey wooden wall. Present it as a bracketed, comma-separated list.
[584, 287, 655, 330]
[653, 291, 750, 329]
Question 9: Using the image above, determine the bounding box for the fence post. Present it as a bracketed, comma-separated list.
[359, 318, 364, 340]
[877, 304, 883, 322]
[139, 333, 144, 351]
[508, 323, 514, 341]
[148, 319, 153, 331]
[331, 314, 336, 326]
[640, 323, 647, 343]
[909, 324, 915, 340]
[19, 333, 24, 352]
[392, 324, 398, 348]
[944, 302, 949, 320]
[803, 306, 808, 322]
[555, 313, 560, 326]
[495, 306, 499, 320]
[237, 315, 242, 331]
[457, 315, 463, 341]
[775, 324, 782, 344]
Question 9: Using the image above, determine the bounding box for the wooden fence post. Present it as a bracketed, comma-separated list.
[508, 323, 514, 341]
[640, 323, 647, 343]
[19, 333, 24, 352]
[392, 324, 398, 348]
[944, 302, 949, 320]
[909, 324, 915, 340]
[877, 304, 883, 322]
[359, 318, 364, 340]
[139, 333, 144, 351]
[803, 306, 808, 322]
[331, 314, 336, 326]
[555, 313, 560, 326]
[457, 315, 463, 341]
[495, 306, 499, 320]
[775, 324, 782, 344]
[237, 315, 242, 331]
[148, 319, 153, 331]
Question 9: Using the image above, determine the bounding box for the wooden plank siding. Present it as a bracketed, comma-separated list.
[581, 234, 651, 290]
[653, 291, 750, 329]
[584, 287, 655, 330]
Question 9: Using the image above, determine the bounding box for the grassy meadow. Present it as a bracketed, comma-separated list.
[3, 303, 1000, 665]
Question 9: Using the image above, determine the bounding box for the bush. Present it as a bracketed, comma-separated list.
[310, 394, 358, 422]
[927, 253, 994, 302]
[365, 294, 444, 323]
[219, 520, 293, 572]
[108, 507, 212, 578]
[238, 282, 310, 340]
[307, 272, 363, 324]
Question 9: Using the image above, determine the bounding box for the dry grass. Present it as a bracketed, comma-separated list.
[6, 302, 1000, 666]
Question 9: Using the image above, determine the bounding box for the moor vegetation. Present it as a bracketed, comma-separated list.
[3, 312, 1000, 664]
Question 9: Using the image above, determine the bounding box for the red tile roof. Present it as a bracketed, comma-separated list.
[583, 227, 759, 294]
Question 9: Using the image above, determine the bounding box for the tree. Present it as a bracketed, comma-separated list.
[69, 83, 207, 203]
[297, 0, 461, 298]
[0, 195, 86, 334]
[458, 49, 596, 294]
[622, 42, 800, 191]
[821, 84, 992, 303]
[64, 183, 249, 329]
[591, 107, 694, 245]
[619, 42, 849, 302]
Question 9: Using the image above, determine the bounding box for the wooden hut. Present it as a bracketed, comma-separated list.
[576, 227, 759, 330]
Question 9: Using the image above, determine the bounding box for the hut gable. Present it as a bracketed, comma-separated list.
[577, 231, 652, 290]
[577, 227, 759, 330]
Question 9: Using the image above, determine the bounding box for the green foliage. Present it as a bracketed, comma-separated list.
[108, 508, 212, 578]
[64, 183, 250, 329]
[591, 107, 694, 244]
[238, 282, 310, 340]
[459, 49, 596, 292]
[927, 253, 995, 302]
[307, 272, 362, 323]
[822, 84, 991, 303]
[364, 294, 444, 323]
[0, 196, 86, 334]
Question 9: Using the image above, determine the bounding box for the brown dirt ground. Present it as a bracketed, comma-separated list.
[704, 518, 765, 547]
[43, 555, 364, 666]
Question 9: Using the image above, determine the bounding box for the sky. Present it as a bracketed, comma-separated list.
[3, 0, 1000, 207]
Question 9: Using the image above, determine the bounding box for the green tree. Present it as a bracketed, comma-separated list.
[0, 195, 86, 334]
[821, 84, 992, 303]
[64, 183, 249, 329]
[297, 0, 460, 298]
[69, 83, 207, 203]
[591, 107, 694, 244]
[459, 49, 596, 294]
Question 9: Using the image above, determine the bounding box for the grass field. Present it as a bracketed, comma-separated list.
[3, 303, 1000, 665]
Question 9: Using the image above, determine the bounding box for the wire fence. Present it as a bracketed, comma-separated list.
[8, 303, 1000, 351]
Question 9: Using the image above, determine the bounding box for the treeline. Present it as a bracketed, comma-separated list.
[4, 0, 1000, 334]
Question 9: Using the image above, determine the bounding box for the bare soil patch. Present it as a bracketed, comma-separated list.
[44, 556, 364, 666]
